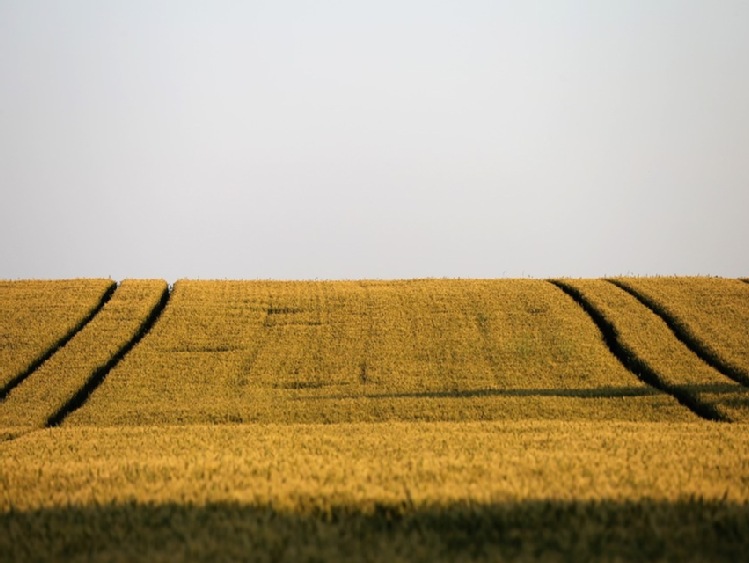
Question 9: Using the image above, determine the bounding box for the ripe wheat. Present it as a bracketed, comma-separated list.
[559, 279, 749, 422]
[67, 279, 689, 425]
[0, 279, 113, 390]
[613, 277, 749, 384]
[0, 280, 167, 432]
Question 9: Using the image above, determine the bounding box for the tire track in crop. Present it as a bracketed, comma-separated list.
[0, 282, 117, 401]
[549, 280, 726, 422]
[608, 279, 749, 388]
[46, 284, 171, 427]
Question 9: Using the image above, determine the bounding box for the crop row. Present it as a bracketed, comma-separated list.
[556, 279, 749, 422]
[0, 279, 114, 394]
[0, 280, 168, 433]
[612, 277, 749, 385]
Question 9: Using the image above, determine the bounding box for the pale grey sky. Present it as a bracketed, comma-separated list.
[1, 1, 747, 281]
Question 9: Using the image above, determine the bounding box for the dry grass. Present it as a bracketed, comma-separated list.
[559, 279, 749, 422]
[0, 280, 167, 432]
[0, 279, 114, 390]
[66, 279, 689, 425]
[2, 421, 749, 561]
[613, 277, 749, 384]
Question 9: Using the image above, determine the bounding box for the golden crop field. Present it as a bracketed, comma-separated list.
[1, 277, 749, 561]
[613, 277, 749, 385]
[555, 279, 749, 422]
[0, 279, 167, 435]
[2, 421, 749, 561]
[67, 279, 690, 426]
[0, 279, 114, 392]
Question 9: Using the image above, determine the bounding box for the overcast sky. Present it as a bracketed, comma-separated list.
[1, 1, 747, 281]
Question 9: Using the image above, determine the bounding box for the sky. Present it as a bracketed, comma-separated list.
[1, 0, 748, 282]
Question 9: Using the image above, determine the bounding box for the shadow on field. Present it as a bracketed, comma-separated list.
[300, 382, 743, 401]
[2, 499, 748, 561]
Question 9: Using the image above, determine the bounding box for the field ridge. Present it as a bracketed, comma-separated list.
[47, 282, 171, 427]
[549, 280, 724, 422]
[0, 282, 116, 400]
[609, 279, 749, 387]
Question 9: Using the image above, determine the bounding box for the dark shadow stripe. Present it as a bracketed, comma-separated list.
[4, 499, 748, 562]
[46, 284, 171, 427]
[296, 386, 663, 401]
[0, 282, 117, 401]
[608, 279, 749, 388]
[293, 381, 743, 401]
[548, 280, 728, 423]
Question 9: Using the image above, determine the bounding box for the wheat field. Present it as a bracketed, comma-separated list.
[0, 280, 167, 434]
[67, 279, 689, 426]
[555, 278, 749, 422]
[1, 277, 748, 561]
[0, 279, 114, 391]
[613, 277, 749, 385]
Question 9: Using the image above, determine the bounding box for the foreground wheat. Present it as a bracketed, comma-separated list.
[2, 421, 748, 561]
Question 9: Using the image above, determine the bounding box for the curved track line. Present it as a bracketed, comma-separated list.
[0, 282, 117, 401]
[548, 280, 726, 422]
[607, 279, 749, 388]
[46, 284, 171, 427]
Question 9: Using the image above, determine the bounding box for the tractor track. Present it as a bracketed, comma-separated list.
[0, 282, 117, 401]
[607, 279, 749, 388]
[46, 284, 171, 427]
[549, 280, 727, 423]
